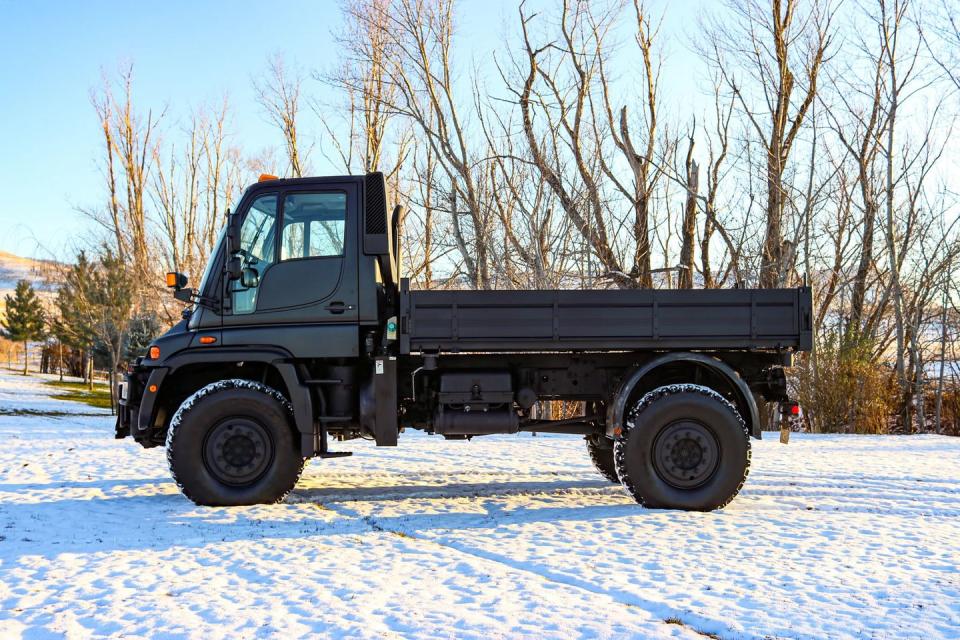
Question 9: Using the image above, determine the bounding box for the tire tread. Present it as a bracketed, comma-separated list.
[586, 438, 620, 483]
[613, 383, 751, 510]
[165, 379, 305, 506]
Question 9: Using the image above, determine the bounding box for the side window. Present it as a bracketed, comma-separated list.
[280, 192, 346, 260]
[231, 194, 277, 315]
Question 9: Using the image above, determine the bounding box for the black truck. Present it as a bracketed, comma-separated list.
[117, 172, 812, 511]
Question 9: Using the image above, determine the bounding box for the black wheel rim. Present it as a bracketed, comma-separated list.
[203, 417, 274, 486]
[651, 420, 720, 489]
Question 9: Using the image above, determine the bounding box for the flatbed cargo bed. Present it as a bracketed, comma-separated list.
[400, 282, 813, 354]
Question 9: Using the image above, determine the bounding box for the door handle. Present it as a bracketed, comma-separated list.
[324, 301, 354, 314]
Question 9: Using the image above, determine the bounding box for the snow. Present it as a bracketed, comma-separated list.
[0, 372, 111, 416]
[0, 369, 958, 639]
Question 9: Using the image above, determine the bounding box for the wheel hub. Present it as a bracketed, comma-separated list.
[204, 418, 274, 486]
[652, 420, 719, 489]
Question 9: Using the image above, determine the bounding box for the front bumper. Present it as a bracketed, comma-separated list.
[116, 367, 167, 447]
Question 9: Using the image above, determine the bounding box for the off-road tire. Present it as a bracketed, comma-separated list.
[614, 384, 750, 511]
[586, 435, 619, 483]
[166, 379, 305, 506]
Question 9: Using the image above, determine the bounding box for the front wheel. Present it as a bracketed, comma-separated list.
[166, 380, 305, 506]
[614, 384, 750, 511]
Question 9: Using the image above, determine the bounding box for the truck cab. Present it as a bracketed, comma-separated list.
[118, 172, 810, 511]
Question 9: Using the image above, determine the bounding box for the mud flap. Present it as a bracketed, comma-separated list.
[115, 414, 129, 439]
[373, 356, 398, 446]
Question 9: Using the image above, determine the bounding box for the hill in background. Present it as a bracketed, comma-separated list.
[0, 251, 60, 318]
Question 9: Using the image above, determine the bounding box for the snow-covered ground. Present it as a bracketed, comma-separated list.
[0, 369, 958, 639]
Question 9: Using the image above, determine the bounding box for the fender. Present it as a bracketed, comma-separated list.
[605, 352, 761, 440]
[150, 346, 317, 456]
[161, 346, 295, 371]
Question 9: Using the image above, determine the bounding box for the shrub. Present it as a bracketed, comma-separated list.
[926, 380, 960, 436]
[794, 331, 899, 434]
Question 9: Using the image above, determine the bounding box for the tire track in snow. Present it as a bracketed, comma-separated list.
[320, 498, 730, 640]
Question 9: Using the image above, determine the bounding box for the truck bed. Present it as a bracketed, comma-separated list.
[399, 282, 813, 354]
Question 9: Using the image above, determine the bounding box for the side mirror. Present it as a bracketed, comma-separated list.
[225, 208, 244, 280]
[240, 267, 259, 288]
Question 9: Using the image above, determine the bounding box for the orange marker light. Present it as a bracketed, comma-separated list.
[199, 336, 217, 345]
[165, 272, 178, 287]
[148, 346, 160, 359]
[258, 173, 279, 182]
[148, 384, 158, 393]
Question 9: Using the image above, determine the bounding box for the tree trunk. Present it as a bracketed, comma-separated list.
[934, 286, 947, 433]
[679, 137, 699, 289]
[109, 368, 117, 416]
[22, 341, 28, 376]
[701, 209, 714, 289]
[761, 148, 785, 289]
[886, 97, 908, 430]
[910, 306, 924, 433]
[634, 195, 653, 288]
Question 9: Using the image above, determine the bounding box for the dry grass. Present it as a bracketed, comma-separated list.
[794, 333, 899, 434]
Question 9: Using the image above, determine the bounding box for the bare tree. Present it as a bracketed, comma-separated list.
[324, 0, 409, 177]
[152, 99, 241, 314]
[371, 0, 497, 288]
[705, 0, 835, 288]
[700, 81, 740, 288]
[923, 0, 960, 91]
[515, 1, 635, 288]
[88, 65, 162, 297]
[254, 55, 311, 177]
[596, 0, 665, 287]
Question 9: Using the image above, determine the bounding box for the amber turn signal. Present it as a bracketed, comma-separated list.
[198, 336, 217, 345]
[148, 346, 160, 360]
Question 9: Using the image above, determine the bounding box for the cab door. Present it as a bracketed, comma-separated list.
[221, 182, 360, 357]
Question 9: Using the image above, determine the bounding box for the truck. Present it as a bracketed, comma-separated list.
[116, 172, 812, 511]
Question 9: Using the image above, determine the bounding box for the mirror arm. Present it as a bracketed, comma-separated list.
[174, 288, 221, 313]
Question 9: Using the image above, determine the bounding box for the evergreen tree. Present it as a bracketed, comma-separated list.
[125, 313, 162, 360]
[89, 248, 135, 412]
[55, 251, 98, 385]
[55, 248, 135, 408]
[2, 280, 46, 375]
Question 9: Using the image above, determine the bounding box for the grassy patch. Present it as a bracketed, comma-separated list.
[44, 380, 112, 410]
[663, 617, 721, 639]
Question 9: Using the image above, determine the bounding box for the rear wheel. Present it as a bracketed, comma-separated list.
[166, 380, 304, 506]
[585, 435, 619, 483]
[614, 384, 750, 511]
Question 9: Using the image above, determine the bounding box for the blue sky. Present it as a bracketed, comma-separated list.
[0, 0, 707, 261]
[0, 1, 353, 258]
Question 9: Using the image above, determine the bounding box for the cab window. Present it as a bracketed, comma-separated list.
[280, 192, 346, 260]
[230, 194, 277, 314]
